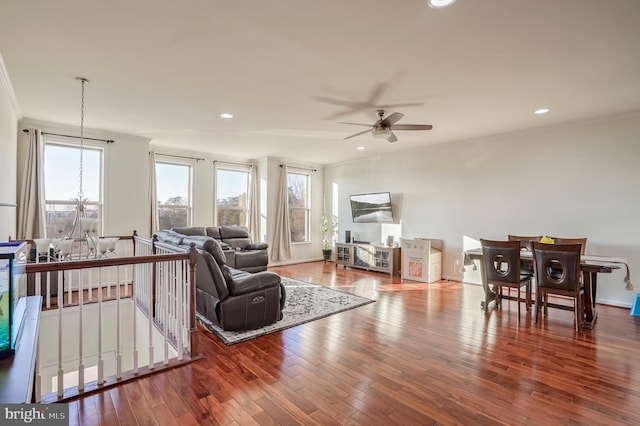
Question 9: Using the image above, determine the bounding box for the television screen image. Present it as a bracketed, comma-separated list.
[350, 192, 394, 223]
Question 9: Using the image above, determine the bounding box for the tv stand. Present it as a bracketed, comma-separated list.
[335, 243, 400, 277]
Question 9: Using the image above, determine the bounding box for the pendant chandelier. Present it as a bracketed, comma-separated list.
[66, 76, 98, 240]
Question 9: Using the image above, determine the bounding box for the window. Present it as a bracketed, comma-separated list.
[155, 161, 192, 229]
[44, 142, 103, 238]
[287, 171, 310, 242]
[215, 166, 250, 227]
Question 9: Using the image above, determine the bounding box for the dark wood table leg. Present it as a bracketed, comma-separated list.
[582, 271, 597, 329]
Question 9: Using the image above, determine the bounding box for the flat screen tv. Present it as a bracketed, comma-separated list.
[350, 192, 394, 223]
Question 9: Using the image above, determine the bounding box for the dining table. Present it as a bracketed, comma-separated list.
[463, 248, 632, 329]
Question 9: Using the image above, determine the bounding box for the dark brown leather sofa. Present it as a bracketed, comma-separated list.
[155, 230, 285, 332]
[171, 226, 268, 273]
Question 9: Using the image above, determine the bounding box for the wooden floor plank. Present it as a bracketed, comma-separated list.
[70, 261, 640, 425]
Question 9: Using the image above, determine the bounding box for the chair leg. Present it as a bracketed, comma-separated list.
[575, 293, 583, 332]
[516, 286, 521, 320]
[535, 290, 541, 324]
[526, 280, 531, 312]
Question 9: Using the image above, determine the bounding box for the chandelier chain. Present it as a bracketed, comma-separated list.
[78, 77, 87, 199]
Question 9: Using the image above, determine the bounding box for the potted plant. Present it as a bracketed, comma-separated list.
[321, 214, 334, 261]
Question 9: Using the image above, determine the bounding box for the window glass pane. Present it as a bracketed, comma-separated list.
[45, 144, 101, 201]
[216, 168, 249, 226]
[156, 162, 191, 228]
[156, 163, 190, 204]
[287, 172, 309, 242]
[44, 143, 102, 238]
[158, 206, 189, 229]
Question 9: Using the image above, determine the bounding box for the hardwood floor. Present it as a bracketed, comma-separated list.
[68, 261, 640, 425]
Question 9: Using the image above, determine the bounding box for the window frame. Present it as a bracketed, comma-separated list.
[43, 139, 104, 238]
[155, 159, 194, 229]
[214, 163, 252, 227]
[287, 170, 311, 243]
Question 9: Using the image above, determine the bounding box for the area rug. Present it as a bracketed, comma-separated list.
[197, 277, 375, 345]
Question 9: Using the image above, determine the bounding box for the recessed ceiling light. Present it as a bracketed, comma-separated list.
[220, 113, 234, 119]
[428, 0, 456, 9]
[357, 146, 365, 150]
[534, 108, 550, 115]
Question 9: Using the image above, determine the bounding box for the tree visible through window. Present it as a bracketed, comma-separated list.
[156, 161, 192, 229]
[215, 167, 250, 226]
[287, 172, 310, 242]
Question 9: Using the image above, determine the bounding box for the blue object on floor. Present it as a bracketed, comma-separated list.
[631, 294, 640, 316]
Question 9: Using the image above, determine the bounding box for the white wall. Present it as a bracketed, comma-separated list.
[324, 113, 640, 307]
[0, 56, 19, 240]
[17, 119, 151, 238]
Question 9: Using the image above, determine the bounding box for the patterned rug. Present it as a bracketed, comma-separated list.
[197, 277, 375, 345]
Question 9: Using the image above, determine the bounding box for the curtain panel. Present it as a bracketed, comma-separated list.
[17, 128, 47, 239]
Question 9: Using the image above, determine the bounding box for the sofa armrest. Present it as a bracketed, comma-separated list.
[246, 242, 268, 250]
[227, 271, 281, 296]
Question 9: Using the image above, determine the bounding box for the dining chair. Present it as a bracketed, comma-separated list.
[480, 239, 532, 319]
[548, 237, 587, 254]
[507, 235, 543, 251]
[505, 235, 541, 298]
[531, 242, 584, 332]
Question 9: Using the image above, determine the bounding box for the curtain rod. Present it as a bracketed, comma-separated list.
[154, 152, 204, 162]
[280, 164, 317, 172]
[214, 160, 253, 167]
[22, 129, 114, 144]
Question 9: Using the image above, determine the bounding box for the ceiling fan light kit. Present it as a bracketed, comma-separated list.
[339, 109, 432, 143]
[372, 128, 391, 138]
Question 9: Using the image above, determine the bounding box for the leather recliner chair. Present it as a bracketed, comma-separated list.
[156, 231, 285, 331]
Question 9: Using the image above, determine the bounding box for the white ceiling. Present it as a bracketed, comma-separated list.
[1, 0, 639, 165]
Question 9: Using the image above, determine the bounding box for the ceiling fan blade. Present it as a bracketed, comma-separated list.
[344, 129, 372, 140]
[391, 124, 433, 131]
[386, 132, 398, 143]
[381, 112, 404, 126]
[338, 121, 372, 127]
[312, 96, 357, 108]
[377, 101, 424, 110]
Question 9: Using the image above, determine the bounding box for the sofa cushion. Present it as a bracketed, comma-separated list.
[205, 227, 222, 239]
[247, 242, 268, 250]
[172, 226, 206, 236]
[219, 226, 250, 239]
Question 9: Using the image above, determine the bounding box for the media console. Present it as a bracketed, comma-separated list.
[335, 243, 401, 277]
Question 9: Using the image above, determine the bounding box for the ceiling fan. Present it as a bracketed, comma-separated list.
[339, 110, 433, 143]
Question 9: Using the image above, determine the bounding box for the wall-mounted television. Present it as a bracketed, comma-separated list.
[349, 192, 394, 223]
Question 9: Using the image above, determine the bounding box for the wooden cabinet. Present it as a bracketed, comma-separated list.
[335, 243, 401, 277]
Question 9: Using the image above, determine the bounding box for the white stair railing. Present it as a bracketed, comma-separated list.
[25, 234, 198, 402]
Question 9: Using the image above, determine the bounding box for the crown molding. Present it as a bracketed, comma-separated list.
[0, 52, 20, 118]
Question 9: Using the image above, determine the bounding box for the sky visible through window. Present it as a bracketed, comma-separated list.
[156, 162, 189, 203]
[217, 169, 248, 200]
[44, 144, 101, 201]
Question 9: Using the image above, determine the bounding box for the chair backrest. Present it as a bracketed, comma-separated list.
[549, 237, 587, 254]
[507, 235, 543, 251]
[532, 242, 582, 292]
[480, 239, 522, 284]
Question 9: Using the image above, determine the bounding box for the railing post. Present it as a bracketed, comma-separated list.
[131, 230, 138, 256]
[188, 243, 199, 357]
[151, 234, 158, 318]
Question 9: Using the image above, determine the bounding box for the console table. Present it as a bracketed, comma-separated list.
[335, 243, 401, 277]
